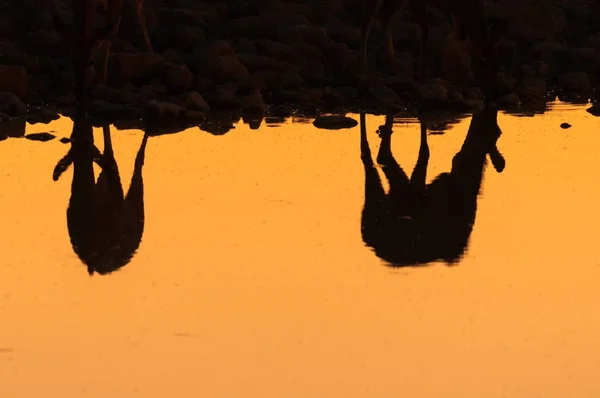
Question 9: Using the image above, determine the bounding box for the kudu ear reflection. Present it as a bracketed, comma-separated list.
[53, 109, 149, 275]
[360, 105, 505, 267]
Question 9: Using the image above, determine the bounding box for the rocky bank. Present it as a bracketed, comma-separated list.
[0, 0, 599, 134]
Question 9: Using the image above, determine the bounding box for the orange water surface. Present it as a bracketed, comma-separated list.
[1, 102, 599, 397]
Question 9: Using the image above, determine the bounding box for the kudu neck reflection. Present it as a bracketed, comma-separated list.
[53, 105, 149, 275]
[360, 105, 505, 267]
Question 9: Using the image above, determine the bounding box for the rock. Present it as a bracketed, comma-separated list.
[269, 89, 314, 104]
[418, 82, 448, 103]
[139, 84, 168, 97]
[560, 122, 571, 129]
[265, 116, 287, 126]
[25, 132, 56, 141]
[191, 42, 250, 83]
[280, 24, 329, 46]
[89, 100, 137, 120]
[200, 112, 238, 135]
[334, 86, 359, 101]
[164, 63, 193, 92]
[190, 40, 236, 71]
[488, 3, 565, 42]
[241, 89, 266, 113]
[532, 61, 551, 77]
[180, 91, 209, 112]
[322, 86, 358, 107]
[204, 87, 240, 109]
[324, 43, 358, 70]
[0, 65, 28, 99]
[91, 84, 142, 104]
[233, 37, 256, 54]
[17, 55, 41, 75]
[280, 69, 303, 89]
[367, 85, 405, 108]
[313, 115, 358, 130]
[496, 75, 518, 96]
[448, 92, 469, 109]
[111, 52, 165, 83]
[465, 87, 484, 102]
[242, 114, 263, 130]
[497, 92, 520, 107]
[213, 56, 250, 83]
[55, 94, 76, 105]
[516, 78, 547, 100]
[238, 53, 294, 73]
[520, 65, 536, 79]
[0, 116, 25, 137]
[0, 112, 11, 124]
[0, 91, 26, 116]
[558, 47, 600, 63]
[172, 25, 205, 49]
[496, 39, 517, 67]
[253, 69, 283, 91]
[192, 77, 212, 93]
[385, 76, 418, 93]
[557, 72, 591, 95]
[227, 15, 267, 39]
[532, 41, 563, 54]
[327, 25, 361, 49]
[181, 110, 206, 121]
[161, 48, 185, 65]
[153, 7, 216, 28]
[144, 100, 185, 118]
[237, 75, 266, 93]
[254, 39, 302, 64]
[21, 29, 64, 52]
[26, 108, 60, 124]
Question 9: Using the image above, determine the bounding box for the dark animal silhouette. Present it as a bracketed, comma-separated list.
[360, 0, 500, 81]
[359, 103, 505, 267]
[53, 106, 149, 275]
[53, 0, 152, 94]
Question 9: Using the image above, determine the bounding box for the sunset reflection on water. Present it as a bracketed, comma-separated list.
[1, 102, 599, 398]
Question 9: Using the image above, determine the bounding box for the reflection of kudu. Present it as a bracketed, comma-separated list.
[53, 107, 149, 275]
[360, 105, 505, 267]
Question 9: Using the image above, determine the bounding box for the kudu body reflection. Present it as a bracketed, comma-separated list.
[53, 107, 149, 275]
[360, 105, 505, 267]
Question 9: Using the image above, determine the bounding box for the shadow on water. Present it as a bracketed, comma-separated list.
[52, 102, 149, 276]
[360, 102, 506, 268]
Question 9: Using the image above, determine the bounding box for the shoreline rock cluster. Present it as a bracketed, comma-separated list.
[0, 0, 599, 133]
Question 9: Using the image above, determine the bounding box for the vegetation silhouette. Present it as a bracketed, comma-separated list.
[359, 102, 505, 267]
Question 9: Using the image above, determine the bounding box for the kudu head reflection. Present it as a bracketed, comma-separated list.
[360, 104, 505, 267]
[53, 105, 149, 275]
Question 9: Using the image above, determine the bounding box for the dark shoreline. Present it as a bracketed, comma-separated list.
[3, 98, 597, 144]
[1, 0, 600, 136]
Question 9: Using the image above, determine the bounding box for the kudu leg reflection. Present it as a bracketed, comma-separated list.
[360, 112, 387, 219]
[376, 114, 431, 199]
[360, 112, 431, 263]
[96, 125, 124, 203]
[122, 130, 149, 253]
[360, 112, 392, 251]
[376, 112, 410, 192]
